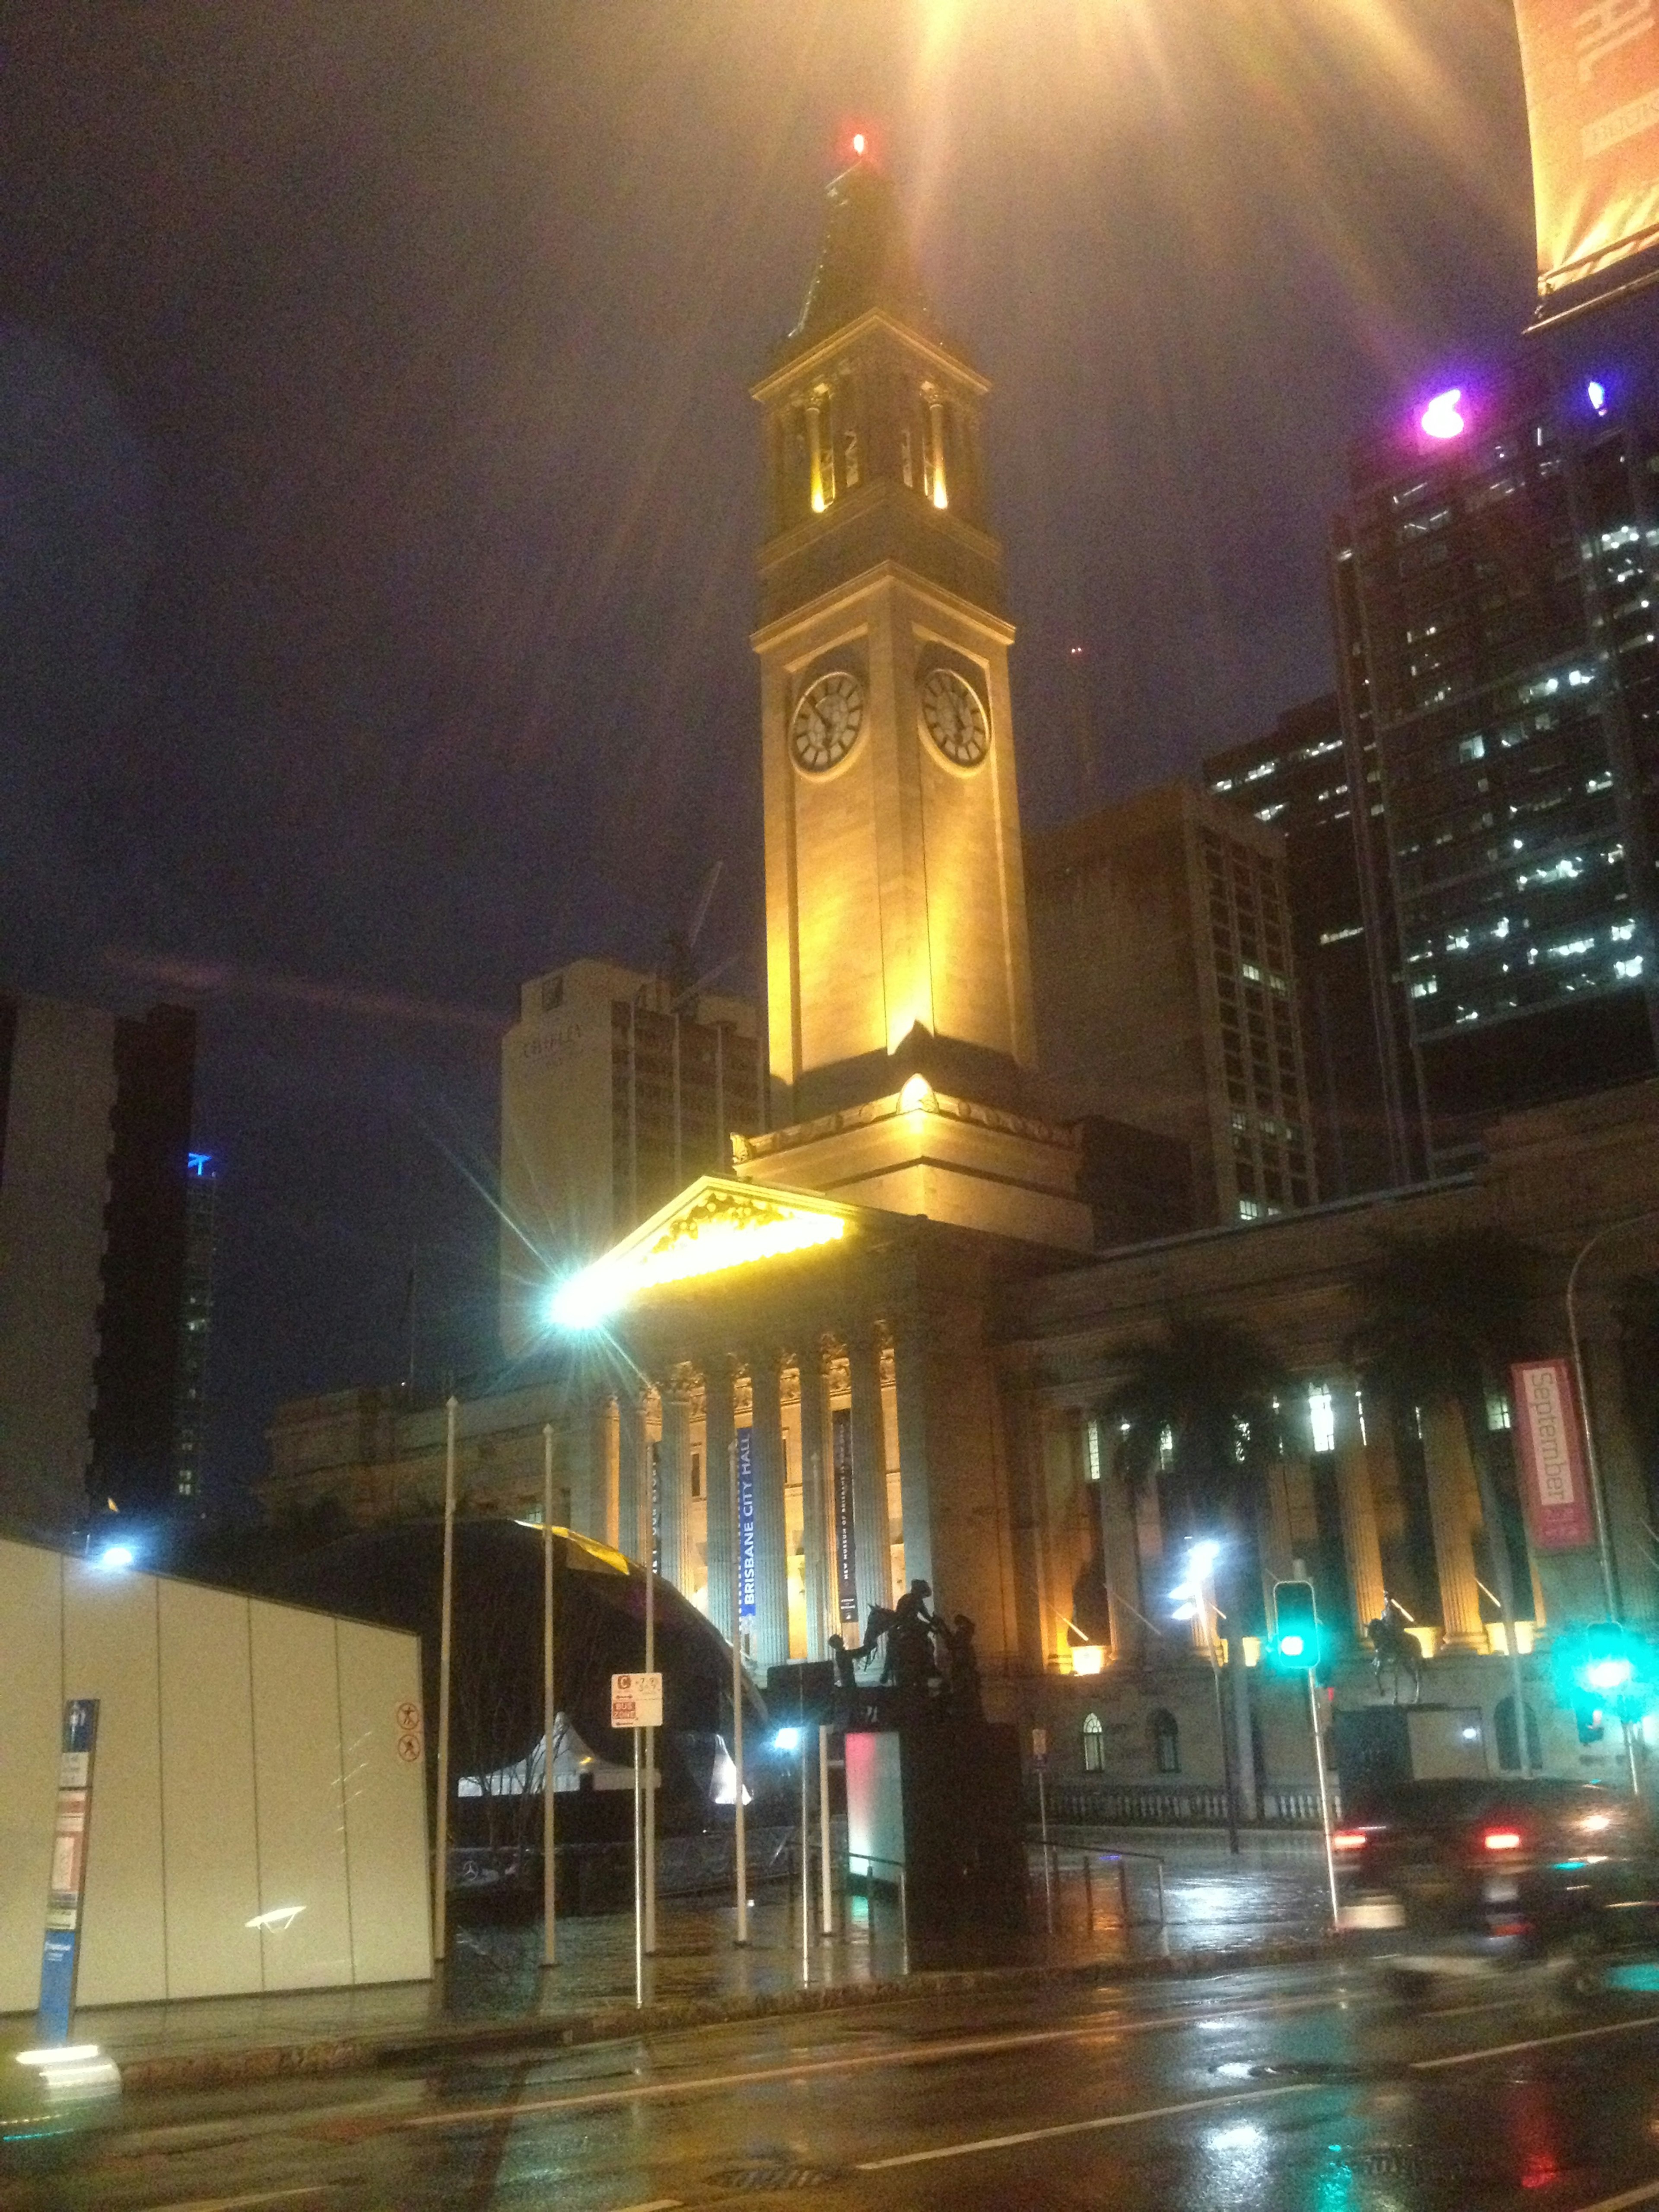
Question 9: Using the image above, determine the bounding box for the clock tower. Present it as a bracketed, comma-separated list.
[737, 156, 1091, 1252]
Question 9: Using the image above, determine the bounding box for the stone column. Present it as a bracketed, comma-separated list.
[1099, 1456, 1144, 1663]
[702, 1360, 736, 1646]
[617, 1390, 649, 1568]
[888, 1317, 934, 1594]
[1333, 1383, 1387, 1631]
[565, 1395, 607, 1541]
[848, 1326, 893, 1627]
[1421, 1398, 1485, 1648]
[747, 1354, 791, 1672]
[798, 1344, 832, 1661]
[658, 1377, 691, 1597]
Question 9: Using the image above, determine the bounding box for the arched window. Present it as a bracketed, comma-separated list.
[1494, 1693, 1542, 1773]
[1150, 1708, 1180, 1775]
[1082, 1712, 1105, 1773]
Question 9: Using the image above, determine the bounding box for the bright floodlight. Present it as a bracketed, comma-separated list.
[1419, 388, 1466, 441]
[852, 131, 867, 156]
[96, 1542, 136, 1572]
[1189, 1539, 1220, 1574]
[773, 1726, 802, 1752]
[546, 1269, 615, 1333]
[1587, 378, 1609, 416]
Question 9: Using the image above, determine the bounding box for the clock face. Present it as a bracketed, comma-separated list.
[790, 670, 864, 773]
[918, 667, 990, 767]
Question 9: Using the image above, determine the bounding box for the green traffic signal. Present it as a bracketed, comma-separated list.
[1553, 1621, 1652, 1723]
[1271, 1577, 1320, 1669]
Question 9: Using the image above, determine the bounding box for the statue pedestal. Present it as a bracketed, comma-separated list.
[845, 1718, 1027, 1934]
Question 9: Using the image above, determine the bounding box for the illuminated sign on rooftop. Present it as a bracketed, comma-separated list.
[1419, 388, 1467, 442]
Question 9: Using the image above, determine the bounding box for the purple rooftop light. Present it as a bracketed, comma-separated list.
[1419, 388, 1467, 442]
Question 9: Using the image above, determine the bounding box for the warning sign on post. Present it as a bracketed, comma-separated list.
[610, 1672, 663, 1729]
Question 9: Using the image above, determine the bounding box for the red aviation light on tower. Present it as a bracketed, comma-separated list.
[839, 121, 877, 167]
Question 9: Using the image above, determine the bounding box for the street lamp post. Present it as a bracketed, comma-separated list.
[1172, 1540, 1239, 1856]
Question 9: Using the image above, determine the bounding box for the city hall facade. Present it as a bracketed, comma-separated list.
[268, 161, 1659, 1803]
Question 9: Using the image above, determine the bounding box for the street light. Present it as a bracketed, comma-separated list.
[1567, 1207, 1659, 1623]
[1170, 1538, 1239, 1856]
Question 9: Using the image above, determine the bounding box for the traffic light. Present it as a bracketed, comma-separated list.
[1553, 1622, 1653, 1728]
[1271, 1578, 1320, 1670]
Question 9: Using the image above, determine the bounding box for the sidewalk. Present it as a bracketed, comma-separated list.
[40, 1826, 1338, 2095]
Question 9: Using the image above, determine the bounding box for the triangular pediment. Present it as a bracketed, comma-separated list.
[548, 1177, 857, 1328]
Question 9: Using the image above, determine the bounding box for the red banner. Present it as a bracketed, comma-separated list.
[1511, 1358, 1596, 1550]
[1514, 0, 1659, 297]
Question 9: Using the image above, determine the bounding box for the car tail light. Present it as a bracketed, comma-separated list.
[1484, 1829, 1522, 1852]
[1332, 1830, 1367, 1853]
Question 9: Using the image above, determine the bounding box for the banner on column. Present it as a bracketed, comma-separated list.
[1513, 0, 1659, 299]
[735, 1425, 757, 1622]
[1511, 1358, 1596, 1550]
[831, 1406, 859, 1622]
[38, 1697, 99, 2044]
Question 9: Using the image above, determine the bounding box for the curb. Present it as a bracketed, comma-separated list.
[114, 1933, 1338, 2097]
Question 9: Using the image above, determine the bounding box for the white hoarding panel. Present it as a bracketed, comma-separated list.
[335, 1618, 431, 1985]
[0, 1544, 62, 2012]
[158, 1580, 263, 1997]
[250, 1601, 353, 1989]
[63, 1561, 167, 2007]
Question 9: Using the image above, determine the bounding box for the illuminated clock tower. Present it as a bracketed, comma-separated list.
[737, 155, 1091, 1252]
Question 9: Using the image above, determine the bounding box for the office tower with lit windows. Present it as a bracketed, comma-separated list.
[1331, 355, 1659, 1171]
[172, 1150, 218, 1508]
[499, 958, 762, 1355]
[1025, 782, 1319, 1227]
[1204, 695, 1400, 1199]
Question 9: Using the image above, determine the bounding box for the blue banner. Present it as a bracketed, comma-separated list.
[736, 1425, 757, 1622]
[832, 1406, 859, 1623]
[38, 1697, 99, 2046]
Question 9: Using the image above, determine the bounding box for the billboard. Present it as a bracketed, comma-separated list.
[1510, 1357, 1597, 1550]
[1514, 0, 1659, 299]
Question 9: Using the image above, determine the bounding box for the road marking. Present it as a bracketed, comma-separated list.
[1569, 2183, 1659, 2211]
[139, 2192, 326, 2212]
[386, 1990, 1345, 2136]
[1411, 2010, 1659, 2071]
[609, 2201, 681, 2211]
[854, 2082, 1317, 2170]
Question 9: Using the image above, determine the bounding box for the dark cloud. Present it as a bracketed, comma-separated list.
[0, 0, 1584, 1492]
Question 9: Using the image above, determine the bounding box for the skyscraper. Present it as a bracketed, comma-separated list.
[1025, 783, 1319, 1227]
[172, 1150, 218, 1509]
[1332, 354, 1659, 1171]
[1204, 696, 1399, 1198]
[500, 959, 762, 1355]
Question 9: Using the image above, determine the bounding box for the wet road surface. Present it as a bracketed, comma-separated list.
[10, 1955, 1659, 2210]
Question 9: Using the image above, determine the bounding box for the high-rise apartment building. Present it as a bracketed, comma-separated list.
[172, 1150, 218, 1508]
[0, 995, 196, 1537]
[1204, 695, 1399, 1198]
[1025, 783, 1319, 1226]
[500, 959, 762, 1354]
[1332, 354, 1659, 1170]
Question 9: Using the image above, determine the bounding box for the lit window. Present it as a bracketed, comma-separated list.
[1085, 1419, 1102, 1484]
[1083, 1713, 1105, 1772]
[1308, 1386, 1336, 1455]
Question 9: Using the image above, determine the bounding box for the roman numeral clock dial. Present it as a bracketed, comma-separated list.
[919, 667, 989, 766]
[789, 670, 864, 772]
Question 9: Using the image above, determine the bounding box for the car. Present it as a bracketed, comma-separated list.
[1332, 1777, 1659, 1979]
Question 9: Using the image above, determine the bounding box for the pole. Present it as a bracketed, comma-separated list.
[1307, 1668, 1340, 1930]
[433, 1394, 458, 1964]
[817, 1723, 833, 1936]
[1566, 1211, 1659, 1623]
[800, 1738, 810, 1978]
[642, 1429, 657, 1955]
[1201, 1583, 1240, 1854]
[632, 1723, 643, 2009]
[731, 1435, 748, 1946]
[1036, 1760, 1052, 1932]
[541, 1423, 556, 1968]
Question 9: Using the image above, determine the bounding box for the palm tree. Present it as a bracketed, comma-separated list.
[1350, 1226, 1542, 1764]
[1099, 1316, 1287, 1835]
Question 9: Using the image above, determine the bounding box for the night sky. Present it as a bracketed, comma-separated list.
[0, 2, 1590, 1500]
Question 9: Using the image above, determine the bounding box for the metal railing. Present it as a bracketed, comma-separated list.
[846, 1852, 909, 1956]
[1030, 1842, 1166, 1935]
[1033, 1777, 1326, 1829]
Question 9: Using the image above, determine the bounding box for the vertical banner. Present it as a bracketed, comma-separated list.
[735, 1425, 757, 1623]
[38, 1698, 99, 2044]
[649, 1439, 661, 1576]
[1511, 1358, 1596, 1549]
[1513, 0, 1659, 298]
[831, 1406, 859, 1623]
